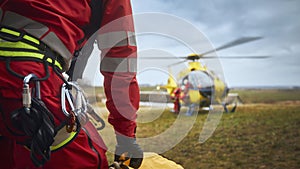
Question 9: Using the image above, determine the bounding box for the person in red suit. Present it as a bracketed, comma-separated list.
[0, 0, 143, 168]
[171, 88, 181, 114]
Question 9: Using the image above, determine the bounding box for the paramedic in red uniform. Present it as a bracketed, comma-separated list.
[0, 0, 143, 168]
[171, 88, 181, 114]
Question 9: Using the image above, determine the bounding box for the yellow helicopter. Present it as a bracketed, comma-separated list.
[163, 54, 230, 113]
[142, 37, 268, 113]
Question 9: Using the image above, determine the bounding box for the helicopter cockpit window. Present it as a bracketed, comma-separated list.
[187, 70, 213, 89]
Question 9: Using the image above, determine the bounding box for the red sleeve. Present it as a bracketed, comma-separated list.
[98, 0, 139, 138]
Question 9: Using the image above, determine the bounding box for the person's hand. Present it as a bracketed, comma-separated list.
[114, 134, 143, 169]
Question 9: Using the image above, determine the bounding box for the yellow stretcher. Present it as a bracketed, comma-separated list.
[139, 152, 184, 169]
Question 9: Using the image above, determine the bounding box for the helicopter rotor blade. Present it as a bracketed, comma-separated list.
[202, 55, 270, 59]
[200, 36, 263, 56]
[138, 56, 187, 66]
[139, 55, 269, 60]
[139, 55, 269, 61]
[138, 37, 266, 61]
[167, 60, 187, 67]
[139, 56, 187, 59]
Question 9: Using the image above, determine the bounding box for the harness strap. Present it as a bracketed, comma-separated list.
[0, 25, 64, 70]
[50, 130, 78, 151]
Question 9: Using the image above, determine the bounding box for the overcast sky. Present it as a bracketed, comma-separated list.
[82, 0, 300, 88]
[130, 0, 300, 88]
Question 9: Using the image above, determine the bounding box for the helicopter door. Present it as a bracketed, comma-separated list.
[186, 70, 213, 103]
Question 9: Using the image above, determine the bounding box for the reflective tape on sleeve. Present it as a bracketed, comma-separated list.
[100, 57, 137, 73]
[127, 31, 137, 47]
[97, 31, 137, 49]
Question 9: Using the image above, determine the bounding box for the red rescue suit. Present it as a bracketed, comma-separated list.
[0, 0, 139, 168]
[172, 88, 181, 114]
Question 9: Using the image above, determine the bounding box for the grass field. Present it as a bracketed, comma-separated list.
[92, 87, 300, 168]
[143, 103, 300, 169]
[134, 89, 300, 169]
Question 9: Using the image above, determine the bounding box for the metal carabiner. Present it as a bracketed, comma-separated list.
[61, 82, 87, 116]
[61, 83, 72, 116]
[22, 73, 40, 112]
[69, 82, 88, 116]
[60, 81, 105, 130]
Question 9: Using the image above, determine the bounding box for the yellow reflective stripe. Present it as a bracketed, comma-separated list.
[1, 12, 72, 70]
[46, 57, 63, 70]
[0, 27, 62, 70]
[0, 27, 20, 36]
[50, 131, 77, 151]
[2, 11, 49, 39]
[0, 50, 62, 70]
[23, 34, 40, 44]
[0, 50, 44, 58]
[0, 40, 39, 50]
[0, 27, 40, 45]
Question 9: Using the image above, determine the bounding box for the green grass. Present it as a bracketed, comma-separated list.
[90, 87, 300, 168]
[231, 88, 300, 103]
[153, 104, 300, 168]
[134, 89, 300, 169]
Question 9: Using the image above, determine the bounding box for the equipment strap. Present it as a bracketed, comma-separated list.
[0, 25, 63, 70]
[50, 130, 78, 151]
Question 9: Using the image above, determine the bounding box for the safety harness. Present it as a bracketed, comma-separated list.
[0, 25, 86, 166]
[0, 25, 64, 71]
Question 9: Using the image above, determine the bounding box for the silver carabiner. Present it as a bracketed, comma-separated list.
[22, 73, 40, 111]
[61, 83, 72, 116]
[61, 82, 88, 125]
[68, 82, 87, 115]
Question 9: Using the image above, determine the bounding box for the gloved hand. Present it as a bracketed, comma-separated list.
[114, 134, 143, 169]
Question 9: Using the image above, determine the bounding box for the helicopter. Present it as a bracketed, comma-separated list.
[141, 37, 268, 113]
